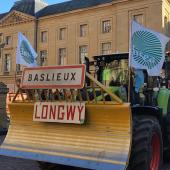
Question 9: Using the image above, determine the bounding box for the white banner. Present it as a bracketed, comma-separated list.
[16, 32, 38, 67]
[130, 20, 170, 76]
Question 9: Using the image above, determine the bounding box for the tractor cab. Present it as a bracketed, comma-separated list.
[92, 53, 129, 102]
[92, 52, 170, 107]
[93, 52, 129, 86]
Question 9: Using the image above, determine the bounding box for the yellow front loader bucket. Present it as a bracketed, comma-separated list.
[0, 73, 132, 170]
[1, 103, 131, 170]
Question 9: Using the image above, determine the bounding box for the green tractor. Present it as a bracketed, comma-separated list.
[93, 52, 170, 170]
[0, 52, 170, 170]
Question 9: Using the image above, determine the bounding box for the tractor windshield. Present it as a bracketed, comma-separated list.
[93, 53, 129, 87]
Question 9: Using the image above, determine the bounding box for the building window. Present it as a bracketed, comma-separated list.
[39, 50, 47, 66]
[59, 28, 66, 40]
[5, 36, 12, 45]
[101, 42, 112, 54]
[4, 54, 11, 73]
[102, 20, 111, 33]
[41, 31, 47, 43]
[133, 14, 144, 25]
[16, 64, 21, 73]
[0, 33, 3, 44]
[80, 24, 88, 37]
[79, 45, 88, 63]
[59, 48, 67, 65]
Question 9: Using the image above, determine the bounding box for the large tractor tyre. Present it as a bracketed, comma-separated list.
[128, 116, 163, 170]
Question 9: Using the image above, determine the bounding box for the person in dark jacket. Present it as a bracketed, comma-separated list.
[81, 56, 90, 86]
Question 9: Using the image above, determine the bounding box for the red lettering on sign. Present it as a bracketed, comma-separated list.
[42, 105, 48, 119]
[67, 105, 76, 120]
[49, 105, 56, 120]
[78, 105, 84, 121]
[58, 105, 64, 120]
[34, 105, 40, 119]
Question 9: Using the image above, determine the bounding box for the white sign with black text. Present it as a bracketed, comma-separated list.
[21, 65, 85, 89]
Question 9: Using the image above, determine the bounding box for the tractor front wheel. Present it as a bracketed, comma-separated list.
[128, 116, 163, 170]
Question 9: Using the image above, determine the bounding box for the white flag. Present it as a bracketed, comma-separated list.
[16, 32, 38, 67]
[130, 20, 170, 76]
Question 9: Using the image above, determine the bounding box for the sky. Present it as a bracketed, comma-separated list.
[0, 0, 70, 14]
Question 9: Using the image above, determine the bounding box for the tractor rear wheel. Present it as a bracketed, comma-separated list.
[128, 116, 163, 170]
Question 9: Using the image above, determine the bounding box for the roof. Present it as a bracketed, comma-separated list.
[0, 0, 113, 20]
[10, 0, 47, 16]
[0, 12, 8, 20]
[36, 0, 113, 18]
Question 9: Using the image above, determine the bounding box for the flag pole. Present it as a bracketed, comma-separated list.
[15, 46, 18, 93]
[128, 66, 131, 102]
[14, 70, 17, 92]
[128, 20, 133, 103]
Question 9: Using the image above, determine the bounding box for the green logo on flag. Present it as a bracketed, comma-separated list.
[132, 31, 162, 69]
[20, 40, 35, 64]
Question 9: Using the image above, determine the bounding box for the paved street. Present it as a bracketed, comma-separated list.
[0, 156, 40, 170]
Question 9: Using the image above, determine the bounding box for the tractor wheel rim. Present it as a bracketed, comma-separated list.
[150, 133, 160, 170]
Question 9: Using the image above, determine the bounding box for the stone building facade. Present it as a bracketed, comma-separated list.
[0, 0, 170, 91]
